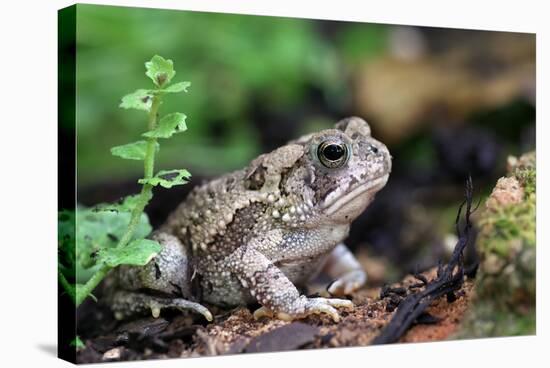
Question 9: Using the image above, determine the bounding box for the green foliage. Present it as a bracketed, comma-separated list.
[119, 82, 190, 113]
[59, 54, 192, 309]
[59, 205, 155, 288]
[58, 210, 76, 280]
[92, 193, 150, 213]
[75, 6, 389, 183]
[98, 238, 161, 267]
[71, 336, 86, 351]
[119, 89, 154, 111]
[138, 169, 191, 188]
[111, 140, 159, 160]
[145, 55, 176, 87]
[337, 24, 388, 64]
[160, 81, 190, 93]
[143, 113, 187, 139]
[76, 207, 153, 271]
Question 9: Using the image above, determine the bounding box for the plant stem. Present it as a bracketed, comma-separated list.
[58, 269, 76, 304]
[75, 93, 162, 307]
[144, 95, 161, 178]
[75, 264, 110, 305]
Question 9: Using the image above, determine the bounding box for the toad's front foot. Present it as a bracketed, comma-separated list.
[253, 296, 353, 322]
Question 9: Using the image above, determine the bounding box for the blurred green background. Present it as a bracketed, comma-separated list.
[70, 4, 535, 189]
[64, 4, 535, 276]
[73, 4, 389, 184]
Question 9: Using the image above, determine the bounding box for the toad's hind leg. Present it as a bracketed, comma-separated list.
[105, 232, 212, 321]
[324, 243, 367, 296]
[109, 290, 212, 321]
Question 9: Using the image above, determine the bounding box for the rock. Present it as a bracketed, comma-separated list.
[243, 322, 319, 353]
[456, 151, 535, 338]
[485, 177, 524, 210]
[102, 347, 122, 361]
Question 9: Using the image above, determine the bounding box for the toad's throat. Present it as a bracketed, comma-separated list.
[322, 174, 389, 216]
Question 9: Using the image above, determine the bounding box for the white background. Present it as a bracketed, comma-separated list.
[0, 0, 547, 367]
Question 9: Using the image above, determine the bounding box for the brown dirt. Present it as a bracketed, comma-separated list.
[76, 268, 474, 363]
[401, 281, 473, 343]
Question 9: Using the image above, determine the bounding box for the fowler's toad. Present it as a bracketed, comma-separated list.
[106, 117, 392, 322]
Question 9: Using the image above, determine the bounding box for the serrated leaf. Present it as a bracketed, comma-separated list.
[160, 81, 190, 93]
[145, 55, 175, 87]
[143, 113, 187, 139]
[75, 208, 152, 279]
[119, 89, 153, 111]
[91, 194, 149, 213]
[138, 169, 191, 188]
[98, 239, 162, 267]
[111, 140, 159, 160]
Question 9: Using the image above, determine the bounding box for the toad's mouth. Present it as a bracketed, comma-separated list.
[322, 174, 389, 216]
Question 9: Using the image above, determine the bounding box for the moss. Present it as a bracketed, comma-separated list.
[477, 194, 535, 255]
[457, 151, 536, 338]
[456, 301, 536, 339]
[510, 151, 536, 195]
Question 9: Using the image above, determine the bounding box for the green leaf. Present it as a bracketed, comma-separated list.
[71, 336, 85, 350]
[143, 113, 187, 139]
[92, 194, 147, 213]
[58, 210, 76, 279]
[119, 89, 153, 111]
[145, 55, 176, 87]
[138, 169, 191, 188]
[159, 81, 190, 93]
[111, 140, 159, 160]
[98, 239, 162, 267]
[75, 208, 152, 279]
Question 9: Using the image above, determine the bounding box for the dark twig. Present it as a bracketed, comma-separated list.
[372, 177, 475, 345]
[413, 273, 428, 286]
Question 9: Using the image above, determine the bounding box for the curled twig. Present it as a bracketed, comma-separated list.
[372, 177, 475, 345]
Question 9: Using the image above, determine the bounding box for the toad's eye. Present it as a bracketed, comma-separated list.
[317, 141, 350, 168]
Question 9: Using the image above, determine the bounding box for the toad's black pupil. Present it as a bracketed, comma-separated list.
[323, 144, 345, 161]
